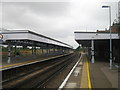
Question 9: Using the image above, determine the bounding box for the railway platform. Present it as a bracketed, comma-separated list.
[1, 52, 119, 89]
[59, 52, 119, 89]
[89, 60, 118, 88]
[1, 54, 70, 70]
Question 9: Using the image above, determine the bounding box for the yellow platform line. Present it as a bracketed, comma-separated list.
[80, 56, 92, 89]
[86, 59, 92, 89]
[0, 60, 34, 69]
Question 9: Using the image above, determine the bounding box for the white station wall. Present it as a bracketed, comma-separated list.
[75, 33, 119, 40]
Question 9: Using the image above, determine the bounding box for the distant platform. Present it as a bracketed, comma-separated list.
[1, 54, 70, 70]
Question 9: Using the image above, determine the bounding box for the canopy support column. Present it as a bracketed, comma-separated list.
[91, 40, 95, 63]
[8, 43, 11, 63]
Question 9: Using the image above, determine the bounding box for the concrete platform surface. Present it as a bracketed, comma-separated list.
[59, 52, 119, 89]
[59, 53, 91, 89]
[89, 60, 119, 88]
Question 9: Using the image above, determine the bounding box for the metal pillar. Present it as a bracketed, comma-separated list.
[102, 5, 112, 69]
[62, 48, 64, 54]
[60, 47, 62, 54]
[57, 47, 59, 54]
[48, 47, 50, 54]
[32, 46, 36, 55]
[46, 45, 49, 55]
[53, 46, 55, 53]
[34, 46, 36, 55]
[15, 44, 17, 56]
[32, 46, 34, 55]
[53, 46, 56, 55]
[8, 43, 11, 63]
[41, 48, 44, 54]
[46, 48, 48, 54]
[91, 40, 95, 63]
[110, 38, 112, 69]
[109, 6, 112, 69]
[32, 41, 35, 55]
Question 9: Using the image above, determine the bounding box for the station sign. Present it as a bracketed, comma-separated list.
[0, 34, 3, 39]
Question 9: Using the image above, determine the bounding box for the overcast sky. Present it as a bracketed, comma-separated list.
[0, 0, 120, 48]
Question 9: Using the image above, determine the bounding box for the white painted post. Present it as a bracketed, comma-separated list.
[8, 43, 11, 63]
[15, 44, 17, 57]
[91, 40, 95, 63]
[109, 6, 112, 69]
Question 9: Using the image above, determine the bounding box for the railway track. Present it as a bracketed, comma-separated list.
[2, 54, 71, 82]
[2, 53, 80, 88]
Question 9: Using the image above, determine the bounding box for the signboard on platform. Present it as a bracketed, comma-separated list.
[0, 34, 3, 39]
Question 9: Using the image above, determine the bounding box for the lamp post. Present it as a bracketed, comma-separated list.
[102, 5, 112, 69]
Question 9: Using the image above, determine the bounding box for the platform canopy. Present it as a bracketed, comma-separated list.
[0, 29, 73, 49]
[74, 32, 119, 47]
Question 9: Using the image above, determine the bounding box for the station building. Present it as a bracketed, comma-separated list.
[74, 25, 120, 64]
